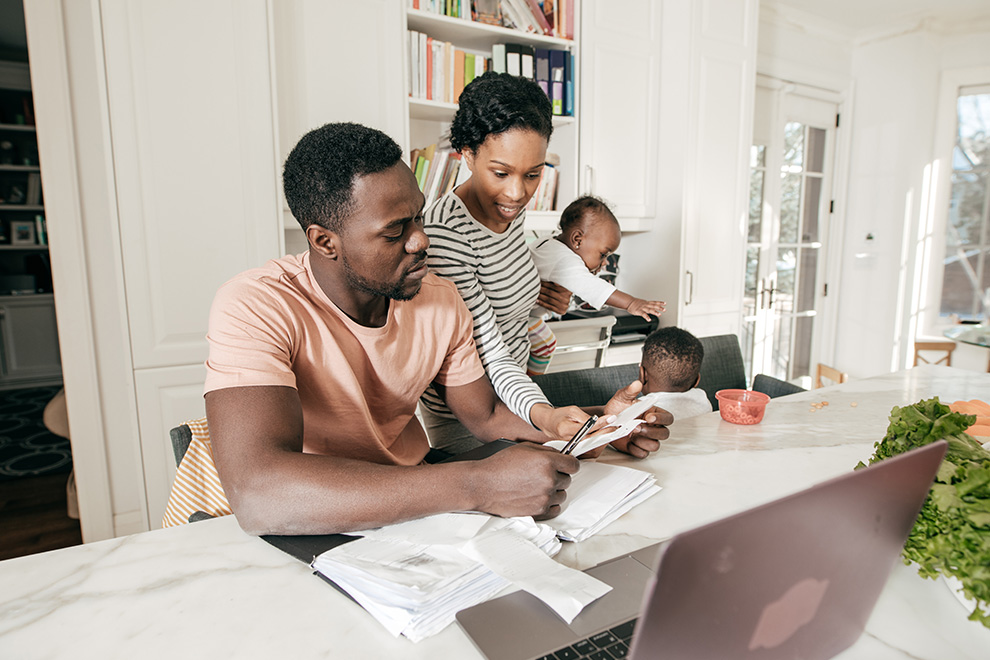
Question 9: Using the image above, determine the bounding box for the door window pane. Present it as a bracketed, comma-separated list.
[940, 91, 990, 321]
[802, 176, 822, 242]
[745, 246, 760, 309]
[797, 247, 818, 313]
[806, 127, 826, 174]
[749, 169, 765, 242]
[776, 248, 795, 314]
[780, 173, 801, 243]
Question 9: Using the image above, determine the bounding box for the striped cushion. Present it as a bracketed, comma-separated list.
[161, 417, 232, 527]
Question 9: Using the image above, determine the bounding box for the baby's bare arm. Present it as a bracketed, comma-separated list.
[606, 289, 666, 320]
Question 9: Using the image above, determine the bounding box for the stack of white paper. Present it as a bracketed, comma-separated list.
[311, 514, 611, 643]
[546, 461, 661, 542]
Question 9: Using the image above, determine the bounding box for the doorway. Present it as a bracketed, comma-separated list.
[743, 79, 839, 386]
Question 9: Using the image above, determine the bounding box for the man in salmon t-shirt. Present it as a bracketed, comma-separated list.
[206, 123, 671, 536]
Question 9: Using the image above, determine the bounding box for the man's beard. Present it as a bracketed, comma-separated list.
[340, 252, 424, 301]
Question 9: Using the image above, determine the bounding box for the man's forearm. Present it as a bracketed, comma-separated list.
[224, 451, 482, 535]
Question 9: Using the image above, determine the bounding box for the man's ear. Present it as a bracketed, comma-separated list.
[693, 374, 701, 388]
[306, 224, 339, 259]
[639, 364, 648, 387]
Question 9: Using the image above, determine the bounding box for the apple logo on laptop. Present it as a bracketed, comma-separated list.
[748, 578, 830, 651]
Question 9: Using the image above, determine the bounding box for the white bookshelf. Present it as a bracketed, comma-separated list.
[402, 5, 580, 231]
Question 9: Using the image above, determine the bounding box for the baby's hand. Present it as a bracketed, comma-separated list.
[628, 298, 666, 320]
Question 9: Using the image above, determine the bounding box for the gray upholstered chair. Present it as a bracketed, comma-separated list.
[696, 334, 747, 410]
[752, 374, 807, 398]
[532, 333, 747, 412]
[531, 363, 640, 408]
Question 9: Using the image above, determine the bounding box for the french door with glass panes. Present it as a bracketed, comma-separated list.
[743, 83, 838, 386]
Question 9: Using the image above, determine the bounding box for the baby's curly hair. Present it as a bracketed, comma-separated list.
[559, 195, 617, 233]
[642, 327, 705, 392]
[283, 122, 402, 233]
[449, 72, 553, 154]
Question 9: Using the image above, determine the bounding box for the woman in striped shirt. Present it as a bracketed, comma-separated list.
[420, 72, 594, 454]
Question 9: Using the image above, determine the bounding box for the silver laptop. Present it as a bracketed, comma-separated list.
[456, 440, 947, 660]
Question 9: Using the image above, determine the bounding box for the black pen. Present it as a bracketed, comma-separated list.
[561, 415, 598, 455]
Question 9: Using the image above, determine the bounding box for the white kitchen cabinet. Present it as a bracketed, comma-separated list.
[578, 0, 662, 231]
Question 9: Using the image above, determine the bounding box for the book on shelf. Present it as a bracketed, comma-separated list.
[491, 43, 506, 74]
[519, 44, 535, 80]
[524, 0, 554, 35]
[564, 50, 574, 116]
[550, 48, 565, 115]
[34, 214, 47, 246]
[535, 48, 550, 96]
[25, 172, 42, 206]
[505, 43, 522, 77]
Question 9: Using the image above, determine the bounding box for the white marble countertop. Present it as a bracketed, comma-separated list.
[2, 365, 989, 659]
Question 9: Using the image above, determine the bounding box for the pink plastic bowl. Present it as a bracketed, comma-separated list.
[715, 389, 771, 425]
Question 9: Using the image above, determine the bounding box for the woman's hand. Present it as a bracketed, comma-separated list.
[603, 380, 672, 458]
[539, 280, 572, 316]
[530, 403, 610, 443]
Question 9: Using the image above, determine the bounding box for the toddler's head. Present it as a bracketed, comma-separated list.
[558, 196, 620, 274]
[640, 327, 705, 394]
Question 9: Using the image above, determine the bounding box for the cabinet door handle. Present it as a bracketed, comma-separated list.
[685, 270, 694, 305]
[583, 165, 594, 194]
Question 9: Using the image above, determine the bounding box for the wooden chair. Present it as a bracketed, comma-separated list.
[912, 339, 956, 367]
[814, 363, 848, 389]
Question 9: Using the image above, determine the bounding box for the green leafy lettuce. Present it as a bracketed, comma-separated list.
[857, 397, 990, 628]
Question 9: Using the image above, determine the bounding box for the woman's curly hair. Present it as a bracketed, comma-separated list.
[449, 72, 553, 154]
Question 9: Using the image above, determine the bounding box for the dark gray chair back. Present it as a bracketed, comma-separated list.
[697, 334, 746, 410]
[532, 334, 746, 411]
[752, 373, 807, 398]
[170, 424, 193, 467]
[531, 363, 640, 408]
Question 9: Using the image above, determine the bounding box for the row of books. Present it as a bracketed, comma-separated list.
[409, 0, 575, 40]
[526, 161, 559, 212]
[492, 44, 573, 116]
[408, 31, 490, 104]
[412, 142, 560, 212]
[411, 144, 467, 208]
[407, 34, 573, 117]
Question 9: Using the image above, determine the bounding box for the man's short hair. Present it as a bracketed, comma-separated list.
[282, 122, 403, 233]
[642, 326, 705, 392]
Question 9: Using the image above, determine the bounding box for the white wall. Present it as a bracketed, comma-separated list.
[757, 12, 990, 377]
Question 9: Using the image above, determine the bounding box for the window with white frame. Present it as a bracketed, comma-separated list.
[941, 85, 990, 321]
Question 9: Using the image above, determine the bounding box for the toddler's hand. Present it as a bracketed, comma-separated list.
[628, 298, 666, 320]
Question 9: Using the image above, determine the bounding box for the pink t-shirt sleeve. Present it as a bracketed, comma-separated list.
[204, 279, 298, 393]
[430, 280, 486, 388]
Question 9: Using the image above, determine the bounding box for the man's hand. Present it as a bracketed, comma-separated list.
[603, 380, 672, 458]
[472, 443, 580, 519]
[538, 280, 572, 316]
[627, 298, 666, 321]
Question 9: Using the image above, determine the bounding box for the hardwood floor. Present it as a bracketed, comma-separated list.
[0, 473, 82, 561]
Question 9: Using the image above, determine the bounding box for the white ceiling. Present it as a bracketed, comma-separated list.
[0, 1, 988, 57]
[762, 0, 990, 38]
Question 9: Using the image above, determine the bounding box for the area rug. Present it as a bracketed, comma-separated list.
[0, 386, 71, 481]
